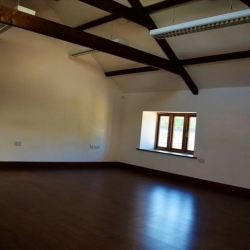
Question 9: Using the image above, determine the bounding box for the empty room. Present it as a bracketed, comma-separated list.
[0, 0, 250, 249]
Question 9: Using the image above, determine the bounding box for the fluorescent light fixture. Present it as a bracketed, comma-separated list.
[68, 38, 128, 57]
[150, 9, 250, 39]
[0, 5, 36, 35]
[16, 5, 36, 16]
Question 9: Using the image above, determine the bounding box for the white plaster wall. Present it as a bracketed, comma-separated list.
[0, 0, 123, 162]
[120, 88, 250, 189]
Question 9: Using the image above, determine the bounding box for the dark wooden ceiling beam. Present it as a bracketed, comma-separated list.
[241, 0, 250, 7]
[78, 0, 180, 75]
[0, 5, 177, 74]
[75, 0, 196, 30]
[182, 50, 250, 65]
[78, 0, 145, 27]
[105, 66, 159, 77]
[105, 50, 250, 76]
[127, 0, 198, 95]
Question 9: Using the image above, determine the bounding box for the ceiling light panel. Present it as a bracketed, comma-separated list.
[150, 9, 250, 39]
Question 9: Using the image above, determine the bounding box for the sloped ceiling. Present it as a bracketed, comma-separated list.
[1, 0, 250, 93]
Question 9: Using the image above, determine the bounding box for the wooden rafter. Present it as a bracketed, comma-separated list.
[105, 66, 160, 77]
[78, 0, 145, 27]
[182, 50, 250, 65]
[127, 0, 198, 94]
[241, 0, 250, 7]
[78, 0, 198, 94]
[0, 5, 177, 74]
[105, 50, 250, 76]
[78, 0, 179, 76]
[76, 0, 196, 30]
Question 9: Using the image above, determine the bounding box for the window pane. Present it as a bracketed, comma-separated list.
[172, 116, 184, 149]
[187, 117, 197, 151]
[157, 116, 169, 147]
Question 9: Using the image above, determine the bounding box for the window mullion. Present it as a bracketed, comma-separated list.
[155, 114, 161, 149]
[166, 115, 171, 150]
[182, 115, 189, 152]
[167, 114, 173, 150]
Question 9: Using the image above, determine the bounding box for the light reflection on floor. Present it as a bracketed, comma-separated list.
[142, 185, 196, 249]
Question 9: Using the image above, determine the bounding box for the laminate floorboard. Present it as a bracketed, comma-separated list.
[0, 167, 249, 249]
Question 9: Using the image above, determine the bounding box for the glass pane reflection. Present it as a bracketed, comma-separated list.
[172, 116, 184, 149]
[187, 117, 197, 151]
[157, 116, 169, 147]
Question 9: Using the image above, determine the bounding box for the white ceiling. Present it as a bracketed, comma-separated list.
[1, 0, 250, 93]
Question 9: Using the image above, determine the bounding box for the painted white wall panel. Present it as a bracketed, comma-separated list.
[0, 0, 123, 162]
[120, 88, 250, 189]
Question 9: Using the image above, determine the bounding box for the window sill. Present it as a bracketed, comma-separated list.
[136, 148, 197, 159]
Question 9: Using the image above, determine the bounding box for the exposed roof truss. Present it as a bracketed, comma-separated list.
[79, 0, 198, 94]
[76, 0, 196, 30]
[77, 0, 250, 92]
[0, 5, 177, 73]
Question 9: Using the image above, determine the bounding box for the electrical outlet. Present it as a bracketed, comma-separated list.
[198, 158, 205, 163]
[94, 144, 99, 149]
[14, 141, 22, 147]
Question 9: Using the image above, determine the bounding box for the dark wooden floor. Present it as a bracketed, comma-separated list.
[0, 166, 249, 250]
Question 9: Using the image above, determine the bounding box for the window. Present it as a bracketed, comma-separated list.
[155, 113, 197, 155]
